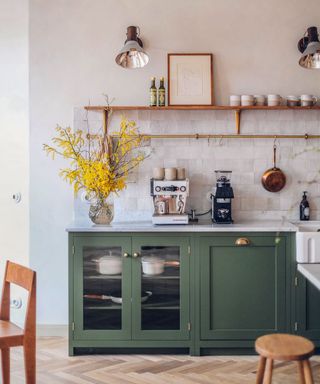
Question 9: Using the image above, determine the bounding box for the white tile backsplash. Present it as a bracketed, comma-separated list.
[74, 108, 320, 222]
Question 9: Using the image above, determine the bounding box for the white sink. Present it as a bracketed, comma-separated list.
[296, 221, 320, 263]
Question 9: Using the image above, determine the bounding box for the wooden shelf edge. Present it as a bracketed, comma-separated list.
[85, 105, 320, 112]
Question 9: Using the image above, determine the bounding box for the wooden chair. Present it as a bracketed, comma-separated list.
[255, 333, 315, 384]
[0, 261, 36, 384]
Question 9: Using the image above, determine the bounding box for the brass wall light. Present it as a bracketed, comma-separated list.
[115, 26, 149, 69]
[298, 26, 320, 69]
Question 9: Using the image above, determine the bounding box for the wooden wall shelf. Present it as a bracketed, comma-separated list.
[85, 105, 320, 111]
[84, 105, 320, 137]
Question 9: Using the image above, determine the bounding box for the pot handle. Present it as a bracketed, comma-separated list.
[84, 294, 111, 300]
[273, 144, 277, 168]
[164, 261, 180, 267]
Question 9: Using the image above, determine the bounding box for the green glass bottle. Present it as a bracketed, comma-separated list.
[150, 77, 157, 107]
[158, 77, 166, 107]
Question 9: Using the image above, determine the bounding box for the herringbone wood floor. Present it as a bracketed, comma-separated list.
[7, 337, 320, 383]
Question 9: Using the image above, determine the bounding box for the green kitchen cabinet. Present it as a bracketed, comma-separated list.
[69, 231, 295, 355]
[198, 234, 288, 343]
[69, 233, 191, 355]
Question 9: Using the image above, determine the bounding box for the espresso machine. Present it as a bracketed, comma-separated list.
[151, 179, 189, 224]
[211, 170, 234, 224]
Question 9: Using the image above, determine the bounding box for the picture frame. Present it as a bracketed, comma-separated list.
[167, 53, 214, 106]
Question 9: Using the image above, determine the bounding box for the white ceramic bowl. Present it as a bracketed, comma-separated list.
[230, 95, 241, 106]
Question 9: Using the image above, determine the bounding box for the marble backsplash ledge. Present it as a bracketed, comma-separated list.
[73, 108, 320, 223]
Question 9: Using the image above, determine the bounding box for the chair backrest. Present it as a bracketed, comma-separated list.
[0, 261, 36, 333]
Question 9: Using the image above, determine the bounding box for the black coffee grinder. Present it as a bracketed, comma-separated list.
[211, 170, 234, 224]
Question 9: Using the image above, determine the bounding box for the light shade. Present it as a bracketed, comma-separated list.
[115, 40, 149, 69]
[115, 26, 149, 69]
[298, 26, 320, 69]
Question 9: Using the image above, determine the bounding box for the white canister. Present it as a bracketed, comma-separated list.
[141, 256, 165, 275]
[267, 94, 282, 106]
[286, 96, 300, 107]
[177, 167, 186, 180]
[229, 95, 241, 106]
[165, 167, 177, 180]
[153, 167, 165, 180]
[301, 95, 317, 106]
[241, 95, 255, 106]
[254, 95, 266, 106]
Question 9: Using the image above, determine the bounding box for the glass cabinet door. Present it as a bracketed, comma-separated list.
[73, 236, 131, 340]
[131, 236, 190, 340]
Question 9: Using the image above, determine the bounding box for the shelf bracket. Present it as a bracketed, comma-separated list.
[235, 109, 241, 134]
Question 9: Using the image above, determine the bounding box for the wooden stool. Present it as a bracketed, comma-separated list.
[255, 334, 315, 384]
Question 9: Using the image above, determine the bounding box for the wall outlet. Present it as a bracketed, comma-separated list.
[10, 297, 22, 309]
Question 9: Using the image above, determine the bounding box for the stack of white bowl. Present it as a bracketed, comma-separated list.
[230, 94, 283, 106]
[230, 94, 318, 107]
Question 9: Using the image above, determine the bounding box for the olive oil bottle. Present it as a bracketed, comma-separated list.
[300, 191, 310, 220]
[158, 77, 166, 107]
[150, 77, 157, 107]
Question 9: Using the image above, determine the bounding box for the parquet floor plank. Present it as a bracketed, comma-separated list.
[6, 337, 320, 383]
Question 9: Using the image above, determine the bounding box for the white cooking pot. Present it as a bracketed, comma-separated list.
[141, 256, 165, 275]
[93, 252, 122, 275]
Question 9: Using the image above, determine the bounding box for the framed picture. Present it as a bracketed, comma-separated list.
[167, 53, 213, 106]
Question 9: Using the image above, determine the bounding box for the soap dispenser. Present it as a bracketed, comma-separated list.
[300, 191, 310, 221]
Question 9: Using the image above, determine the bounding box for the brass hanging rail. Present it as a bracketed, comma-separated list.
[110, 133, 320, 140]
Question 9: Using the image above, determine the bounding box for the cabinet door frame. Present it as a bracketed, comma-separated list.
[295, 273, 320, 340]
[199, 234, 287, 340]
[73, 235, 132, 340]
[131, 235, 190, 340]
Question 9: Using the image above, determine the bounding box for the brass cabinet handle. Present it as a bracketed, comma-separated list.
[133, 252, 140, 258]
[235, 237, 250, 246]
[123, 252, 129, 258]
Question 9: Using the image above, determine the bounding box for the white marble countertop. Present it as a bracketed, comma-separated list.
[298, 264, 320, 291]
[66, 220, 297, 233]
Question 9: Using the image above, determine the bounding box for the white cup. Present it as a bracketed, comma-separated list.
[153, 167, 165, 180]
[301, 95, 317, 106]
[241, 95, 255, 106]
[164, 168, 177, 181]
[254, 95, 266, 106]
[267, 94, 282, 106]
[177, 167, 186, 180]
[286, 95, 300, 107]
[230, 95, 241, 106]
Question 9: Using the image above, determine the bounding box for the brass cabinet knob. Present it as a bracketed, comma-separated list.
[133, 252, 139, 258]
[123, 252, 129, 258]
[235, 237, 250, 246]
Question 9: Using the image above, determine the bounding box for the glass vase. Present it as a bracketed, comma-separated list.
[89, 196, 114, 225]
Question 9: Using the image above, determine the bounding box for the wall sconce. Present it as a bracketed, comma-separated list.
[115, 26, 149, 69]
[298, 26, 320, 69]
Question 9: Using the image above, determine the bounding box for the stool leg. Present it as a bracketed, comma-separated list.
[302, 360, 314, 384]
[256, 356, 266, 384]
[264, 359, 273, 384]
[297, 361, 306, 384]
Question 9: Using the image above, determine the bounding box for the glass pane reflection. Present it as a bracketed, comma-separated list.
[140, 246, 180, 330]
[83, 246, 122, 330]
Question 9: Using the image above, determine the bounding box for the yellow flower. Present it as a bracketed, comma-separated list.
[43, 117, 147, 199]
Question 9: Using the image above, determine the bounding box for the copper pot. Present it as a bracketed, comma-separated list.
[261, 145, 286, 192]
